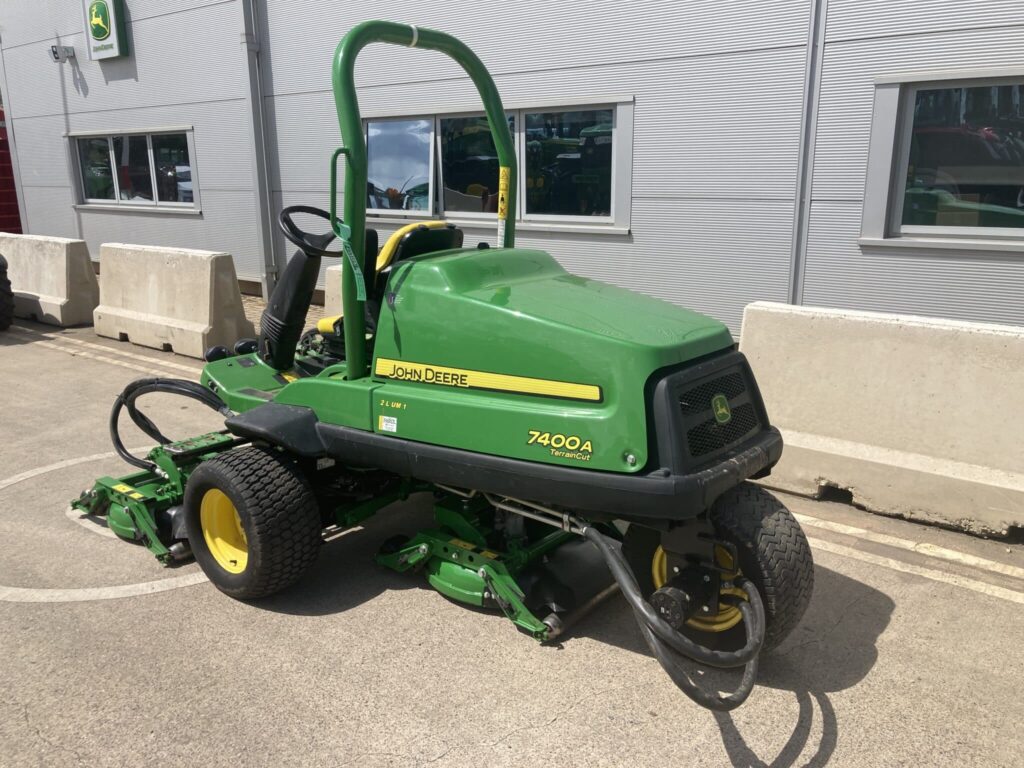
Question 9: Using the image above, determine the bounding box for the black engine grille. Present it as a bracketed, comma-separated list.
[677, 369, 763, 462]
[678, 372, 746, 415]
[686, 403, 760, 457]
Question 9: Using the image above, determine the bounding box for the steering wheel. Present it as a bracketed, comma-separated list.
[278, 205, 341, 257]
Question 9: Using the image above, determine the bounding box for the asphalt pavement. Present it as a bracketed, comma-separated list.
[1, 319, 1022, 767]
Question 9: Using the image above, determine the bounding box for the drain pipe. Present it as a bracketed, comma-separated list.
[237, 0, 278, 299]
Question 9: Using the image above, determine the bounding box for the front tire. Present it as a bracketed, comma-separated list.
[623, 483, 814, 651]
[710, 484, 814, 650]
[184, 446, 322, 599]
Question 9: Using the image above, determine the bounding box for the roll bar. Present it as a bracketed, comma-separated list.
[331, 21, 518, 380]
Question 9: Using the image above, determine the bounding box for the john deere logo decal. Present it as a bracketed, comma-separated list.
[711, 393, 732, 425]
[89, 1, 111, 41]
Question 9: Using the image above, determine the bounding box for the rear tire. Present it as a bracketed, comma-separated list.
[623, 483, 814, 651]
[185, 446, 322, 599]
[0, 265, 13, 331]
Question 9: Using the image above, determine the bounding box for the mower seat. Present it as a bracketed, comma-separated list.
[318, 221, 462, 331]
[376, 220, 463, 272]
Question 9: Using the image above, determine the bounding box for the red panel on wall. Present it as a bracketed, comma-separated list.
[0, 107, 23, 234]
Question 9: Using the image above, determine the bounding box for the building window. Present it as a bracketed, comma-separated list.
[366, 118, 433, 213]
[74, 130, 198, 208]
[524, 108, 613, 218]
[365, 101, 631, 230]
[438, 114, 514, 215]
[893, 81, 1024, 236]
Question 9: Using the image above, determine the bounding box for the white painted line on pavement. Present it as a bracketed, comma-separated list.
[808, 537, 1024, 605]
[796, 512, 1024, 581]
[65, 505, 119, 538]
[6, 329, 184, 378]
[11, 325, 202, 374]
[0, 448, 152, 493]
[0, 572, 208, 603]
[0, 450, 211, 604]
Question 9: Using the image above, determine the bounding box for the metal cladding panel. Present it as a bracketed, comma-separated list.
[3, 2, 246, 120]
[269, 46, 807, 200]
[260, 0, 811, 96]
[17, 185, 78, 238]
[76, 190, 263, 279]
[812, 24, 1024, 202]
[262, 4, 810, 333]
[802, 201, 1024, 327]
[825, 0, 1024, 43]
[0, 0, 227, 49]
[805, 7, 1024, 328]
[13, 101, 253, 193]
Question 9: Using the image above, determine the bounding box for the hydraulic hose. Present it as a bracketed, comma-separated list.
[109, 378, 231, 470]
[582, 526, 766, 711]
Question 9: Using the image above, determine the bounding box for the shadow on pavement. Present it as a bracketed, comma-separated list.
[710, 564, 894, 766]
[0, 322, 40, 347]
[252, 496, 437, 616]
[253, 503, 893, 767]
[571, 564, 892, 767]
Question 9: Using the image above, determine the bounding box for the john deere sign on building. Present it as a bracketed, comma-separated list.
[84, 0, 128, 60]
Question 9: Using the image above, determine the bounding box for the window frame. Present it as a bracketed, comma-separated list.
[69, 127, 201, 212]
[862, 68, 1024, 248]
[365, 99, 633, 233]
[364, 115, 436, 218]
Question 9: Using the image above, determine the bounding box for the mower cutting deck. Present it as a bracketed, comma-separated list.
[73, 20, 813, 711]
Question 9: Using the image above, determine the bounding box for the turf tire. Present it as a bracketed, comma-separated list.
[0, 265, 13, 331]
[623, 482, 814, 651]
[185, 446, 322, 599]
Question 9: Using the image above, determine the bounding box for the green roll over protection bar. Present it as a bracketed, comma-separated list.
[331, 20, 518, 380]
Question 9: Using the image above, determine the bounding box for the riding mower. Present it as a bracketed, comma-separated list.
[73, 21, 813, 711]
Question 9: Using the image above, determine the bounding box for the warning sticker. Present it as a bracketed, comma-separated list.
[497, 166, 511, 220]
[378, 415, 398, 433]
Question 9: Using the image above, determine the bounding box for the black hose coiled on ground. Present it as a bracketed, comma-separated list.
[583, 526, 766, 711]
[109, 378, 231, 470]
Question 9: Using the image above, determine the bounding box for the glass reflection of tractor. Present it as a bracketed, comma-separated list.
[905, 111, 1024, 227]
[526, 116, 611, 216]
[367, 176, 429, 211]
[442, 119, 501, 212]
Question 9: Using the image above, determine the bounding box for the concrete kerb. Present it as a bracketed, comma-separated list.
[324, 263, 342, 316]
[739, 301, 1024, 537]
[0, 233, 99, 326]
[93, 243, 255, 359]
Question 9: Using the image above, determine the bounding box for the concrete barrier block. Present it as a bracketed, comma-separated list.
[324, 264, 343, 316]
[93, 243, 255, 359]
[0, 233, 98, 326]
[740, 301, 1024, 536]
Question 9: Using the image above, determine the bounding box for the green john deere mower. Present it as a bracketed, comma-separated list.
[73, 21, 813, 711]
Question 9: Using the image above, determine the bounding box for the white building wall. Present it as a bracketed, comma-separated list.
[802, 0, 1024, 326]
[259, 0, 811, 331]
[4, 1, 1021, 330]
[0, 0, 265, 279]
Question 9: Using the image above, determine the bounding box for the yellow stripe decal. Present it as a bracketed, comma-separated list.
[374, 358, 601, 402]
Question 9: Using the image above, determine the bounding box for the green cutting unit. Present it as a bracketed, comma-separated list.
[73, 21, 814, 711]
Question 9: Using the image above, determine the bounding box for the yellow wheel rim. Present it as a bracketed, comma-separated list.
[200, 489, 248, 574]
[652, 544, 746, 633]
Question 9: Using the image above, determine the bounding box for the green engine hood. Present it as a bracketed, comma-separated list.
[359, 247, 735, 472]
[374, 247, 734, 377]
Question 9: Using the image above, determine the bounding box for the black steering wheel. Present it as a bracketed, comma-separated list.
[278, 205, 341, 257]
